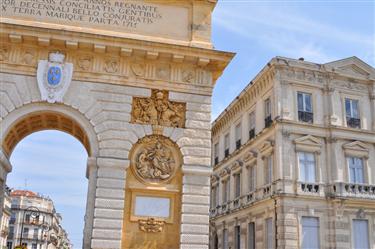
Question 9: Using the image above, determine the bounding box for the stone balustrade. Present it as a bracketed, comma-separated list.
[331, 182, 375, 199]
[210, 181, 375, 219]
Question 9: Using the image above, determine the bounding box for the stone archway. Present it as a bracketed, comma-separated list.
[0, 103, 100, 248]
[0, 1, 233, 248]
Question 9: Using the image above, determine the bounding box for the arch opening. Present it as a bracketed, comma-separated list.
[3, 111, 91, 157]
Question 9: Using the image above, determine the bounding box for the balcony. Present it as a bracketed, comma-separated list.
[347, 117, 361, 128]
[224, 149, 229, 158]
[264, 115, 272, 128]
[298, 111, 313, 123]
[297, 182, 325, 196]
[249, 129, 255, 140]
[235, 139, 241, 150]
[331, 182, 375, 199]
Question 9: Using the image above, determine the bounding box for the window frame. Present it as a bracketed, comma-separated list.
[264, 156, 273, 185]
[347, 156, 365, 184]
[301, 216, 320, 249]
[265, 218, 273, 249]
[352, 219, 370, 249]
[298, 152, 316, 183]
[224, 133, 230, 157]
[235, 122, 242, 149]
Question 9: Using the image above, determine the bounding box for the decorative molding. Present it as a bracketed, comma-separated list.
[294, 135, 322, 154]
[131, 90, 186, 128]
[231, 160, 243, 173]
[138, 218, 165, 233]
[243, 151, 257, 166]
[342, 141, 369, 158]
[259, 140, 274, 157]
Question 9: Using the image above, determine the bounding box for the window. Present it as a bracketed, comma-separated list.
[264, 156, 273, 185]
[249, 111, 256, 139]
[235, 123, 242, 149]
[348, 157, 364, 183]
[6, 242, 12, 249]
[298, 92, 313, 123]
[352, 220, 369, 249]
[23, 227, 29, 236]
[33, 228, 39, 239]
[235, 225, 241, 249]
[223, 228, 228, 249]
[25, 213, 31, 223]
[32, 243, 37, 249]
[248, 222, 255, 249]
[211, 186, 217, 208]
[214, 143, 219, 165]
[248, 166, 256, 192]
[265, 218, 273, 249]
[234, 173, 241, 198]
[224, 133, 230, 157]
[345, 98, 360, 128]
[264, 98, 272, 128]
[302, 217, 320, 249]
[298, 152, 316, 182]
[222, 180, 230, 203]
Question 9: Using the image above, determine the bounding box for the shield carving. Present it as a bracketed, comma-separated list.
[37, 52, 73, 103]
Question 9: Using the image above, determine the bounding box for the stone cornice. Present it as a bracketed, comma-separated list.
[212, 65, 275, 136]
[0, 23, 234, 96]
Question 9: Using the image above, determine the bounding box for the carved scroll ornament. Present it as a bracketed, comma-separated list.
[131, 135, 181, 184]
[138, 218, 165, 233]
[131, 90, 186, 128]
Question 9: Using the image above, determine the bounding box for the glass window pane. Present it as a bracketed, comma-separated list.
[248, 222, 255, 249]
[298, 93, 304, 111]
[305, 94, 312, 112]
[353, 220, 369, 249]
[302, 217, 320, 249]
[345, 99, 351, 117]
[134, 196, 170, 218]
[352, 100, 359, 118]
[223, 229, 228, 249]
[266, 218, 273, 249]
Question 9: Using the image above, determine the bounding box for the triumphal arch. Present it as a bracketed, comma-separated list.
[0, 0, 233, 248]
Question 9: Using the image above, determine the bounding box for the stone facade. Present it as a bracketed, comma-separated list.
[0, 0, 233, 248]
[210, 57, 375, 249]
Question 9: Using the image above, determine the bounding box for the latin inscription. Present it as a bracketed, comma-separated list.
[1, 0, 189, 39]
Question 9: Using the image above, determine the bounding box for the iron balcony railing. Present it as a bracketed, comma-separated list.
[347, 117, 361, 128]
[264, 115, 272, 128]
[298, 111, 313, 123]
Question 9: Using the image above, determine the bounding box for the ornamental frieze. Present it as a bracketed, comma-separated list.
[131, 89, 186, 128]
[0, 42, 213, 88]
[130, 135, 182, 184]
[138, 218, 165, 233]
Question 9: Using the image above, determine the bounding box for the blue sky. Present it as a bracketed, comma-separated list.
[7, 1, 374, 248]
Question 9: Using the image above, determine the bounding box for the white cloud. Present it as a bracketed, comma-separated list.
[213, 3, 374, 64]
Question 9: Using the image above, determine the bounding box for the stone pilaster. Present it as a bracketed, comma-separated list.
[90, 157, 128, 249]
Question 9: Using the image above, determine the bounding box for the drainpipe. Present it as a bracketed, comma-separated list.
[272, 196, 278, 249]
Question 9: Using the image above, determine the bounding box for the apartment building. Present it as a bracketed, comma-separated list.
[0, 187, 11, 248]
[7, 190, 71, 249]
[210, 57, 375, 249]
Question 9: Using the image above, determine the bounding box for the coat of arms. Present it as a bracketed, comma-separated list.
[37, 52, 73, 103]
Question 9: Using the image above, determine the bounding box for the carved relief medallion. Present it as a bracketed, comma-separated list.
[131, 135, 181, 184]
[131, 89, 186, 128]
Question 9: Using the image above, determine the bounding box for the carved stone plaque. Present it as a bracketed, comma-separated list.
[131, 89, 186, 128]
[130, 135, 181, 184]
